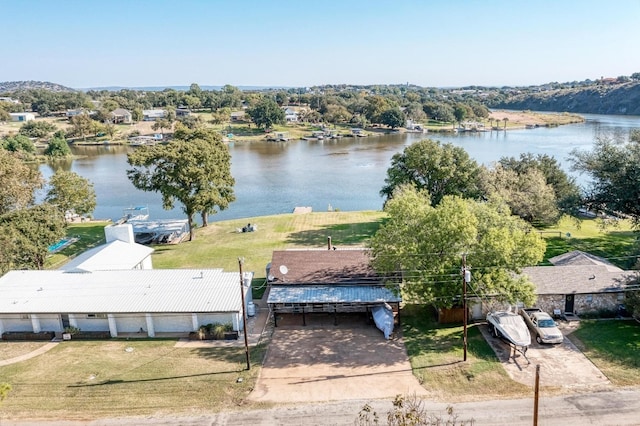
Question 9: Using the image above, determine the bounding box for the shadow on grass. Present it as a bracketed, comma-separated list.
[68, 369, 241, 387]
[402, 304, 498, 367]
[286, 219, 387, 246]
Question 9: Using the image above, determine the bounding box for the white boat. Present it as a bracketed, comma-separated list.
[122, 206, 149, 222]
[486, 311, 531, 349]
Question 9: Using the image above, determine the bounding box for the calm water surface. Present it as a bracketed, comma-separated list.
[38, 113, 640, 222]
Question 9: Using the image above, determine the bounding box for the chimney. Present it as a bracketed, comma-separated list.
[327, 236, 332, 250]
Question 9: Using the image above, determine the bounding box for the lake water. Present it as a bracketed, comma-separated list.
[38, 113, 640, 223]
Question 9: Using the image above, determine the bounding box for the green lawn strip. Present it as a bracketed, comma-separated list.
[149, 211, 385, 275]
[45, 222, 109, 269]
[539, 216, 636, 268]
[570, 320, 640, 386]
[401, 305, 529, 400]
[0, 340, 269, 419]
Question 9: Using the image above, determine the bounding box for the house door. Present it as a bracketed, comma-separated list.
[564, 294, 575, 313]
[61, 314, 70, 328]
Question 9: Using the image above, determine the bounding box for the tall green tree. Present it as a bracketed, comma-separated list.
[379, 108, 405, 129]
[246, 98, 285, 130]
[570, 137, 640, 224]
[127, 131, 235, 240]
[370, 186, 544, 308]
[498, 153, 581, 217]
[44, 135, 72, 157]
[18, 120, 57, 138]
[0, 149, 43, 215]
[0, 203, 66, 272]
[380, 139, 482, 206]
[69, 113, 93, 140]
[2, 134, 36, 155]
[480, 165, 559, 226]
[45, 170, 96, 217]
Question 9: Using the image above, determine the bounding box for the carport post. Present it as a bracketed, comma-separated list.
[238, 258, 250, 370]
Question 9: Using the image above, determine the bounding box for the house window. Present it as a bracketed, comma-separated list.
[585, 294, 593, 303]
[86, 313, 107, 319]
[20, 314, 30, 320]
[617, 293, 625, 301]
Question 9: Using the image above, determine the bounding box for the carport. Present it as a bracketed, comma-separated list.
[268, 284, 401, 326]
[267, 249, 401, 330]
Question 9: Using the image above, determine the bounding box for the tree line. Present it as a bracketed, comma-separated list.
[372, 134, 640, 317]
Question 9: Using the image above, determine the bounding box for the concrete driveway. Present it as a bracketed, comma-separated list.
[249, 313, 428, 403]
[481, 321, 611, 389]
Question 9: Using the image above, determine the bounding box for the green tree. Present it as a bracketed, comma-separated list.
[151, 118, 172, 136]
[0, 149, 43, 215]
[370, 186, 544, 308]
[210, 108, 231, 125]
[0, 382, 10, 403]
[379, 108, 405, 129]
[323, 104, 351, 124]
[499, 153, 581, 217]
[0, 107, 10, 122]
[18, 120, 57, 138]
[453, 104, 467, 126]
[127, 131, 235, 240]
[570, 137, 640, 224]
[45, 170, 96, 217]
[480, 165, 559, 226]
[44, 136, 72, 157]
[69, 113, 93, 140]
[104, 122, 117, 138]
[380, 139, 482, 206]
[132, 107, 143, 122]
[246, 98, 285, 130]
[0, 203, 66, 272]
[2, 134, 36, 155]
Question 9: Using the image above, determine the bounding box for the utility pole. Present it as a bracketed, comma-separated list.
[238, 258, 250, 370]
[462, 254, 470, 362]
[533, 364, 540, 426]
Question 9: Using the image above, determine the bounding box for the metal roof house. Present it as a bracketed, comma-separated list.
[61, 223, 154, 272]
[267, 248, 401, 328]
[0, 223, 253, 339]
[0, 269, 253, 338]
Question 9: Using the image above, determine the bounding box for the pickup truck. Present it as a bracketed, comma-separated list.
[519, 308, 564, 344]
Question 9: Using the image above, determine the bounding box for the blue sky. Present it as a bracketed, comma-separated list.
[2, 0, 640, 88]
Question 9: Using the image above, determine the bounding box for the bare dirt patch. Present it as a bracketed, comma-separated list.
[0, 341, 51, 361]
[250, 313, 428, 403]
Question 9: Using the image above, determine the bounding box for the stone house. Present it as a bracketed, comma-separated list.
[522, 251, 635, 316]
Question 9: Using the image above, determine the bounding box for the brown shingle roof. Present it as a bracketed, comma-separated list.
[269, 249, 380, 285]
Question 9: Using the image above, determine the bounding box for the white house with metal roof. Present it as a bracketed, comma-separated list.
[0, 223, 253, 338]
[0, 268, 253, 337]
[61, 223, 154, 272]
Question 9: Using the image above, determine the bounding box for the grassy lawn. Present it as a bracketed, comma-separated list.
[27, 210, 639, 416]
[0, 340, 269, 420]
[45, 221, 108, 269]
[539, 215, 637, 268]
[402, 305, 530, 401]
[148, 211, 386, 275]
[570, 320, 640, 386]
